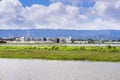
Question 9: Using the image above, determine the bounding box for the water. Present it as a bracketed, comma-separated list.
[63, 44, 120, 46]
[2, 43, 120, 46]
[0, 59, 120, 80]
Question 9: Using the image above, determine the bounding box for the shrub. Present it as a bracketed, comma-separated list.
[79, 47, 86, 50]
[51, 46, 59, 50]
[107, 44, 112, 49]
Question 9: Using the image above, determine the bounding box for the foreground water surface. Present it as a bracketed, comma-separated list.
[0, 59, 120, 80]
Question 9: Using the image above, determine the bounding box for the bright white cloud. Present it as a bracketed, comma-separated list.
[0, 0, 120, 30]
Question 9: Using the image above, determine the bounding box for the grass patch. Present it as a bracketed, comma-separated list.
[0, 45, 120, 62]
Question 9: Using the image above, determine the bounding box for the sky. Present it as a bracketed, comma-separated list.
[0, 0, 120, 30]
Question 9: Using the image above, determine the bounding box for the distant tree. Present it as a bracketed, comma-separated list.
[71, 39, 74, 43]
[87, 39, 94, 44]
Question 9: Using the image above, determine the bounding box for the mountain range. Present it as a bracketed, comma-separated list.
[0, 29, 120, 40]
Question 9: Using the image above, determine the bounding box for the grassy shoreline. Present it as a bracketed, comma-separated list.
[0, 45, 120, 62]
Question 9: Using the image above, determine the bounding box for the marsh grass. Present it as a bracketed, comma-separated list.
[0, 45, 120, 62]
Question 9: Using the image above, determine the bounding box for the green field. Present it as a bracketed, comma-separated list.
[0, 45, 120, 62]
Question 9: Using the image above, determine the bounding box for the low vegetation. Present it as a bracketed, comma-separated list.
[0, 45, 120, 62]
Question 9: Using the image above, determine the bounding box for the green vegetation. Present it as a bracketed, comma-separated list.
[0, 45, 120, 62]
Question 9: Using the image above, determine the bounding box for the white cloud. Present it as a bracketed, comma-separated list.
[79, 15, 87, 20]
[50, 0, 82, 6]
[0, 0, 120, 30]
[93, 0, 120, 22]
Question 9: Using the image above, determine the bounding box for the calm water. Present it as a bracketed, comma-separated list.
[0, 59, 120, 80]
[2, 43, 120, 46]
[63, 44, 120, 46]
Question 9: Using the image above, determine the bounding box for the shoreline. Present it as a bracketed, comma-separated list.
[0, 58, 120, 63]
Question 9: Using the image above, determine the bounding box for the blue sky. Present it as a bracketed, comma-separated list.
[0, 0, 120, 30]
[19, 0, 95, 8]
[20, 0, 50, 7]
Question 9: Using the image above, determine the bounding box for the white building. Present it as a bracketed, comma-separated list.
[20, 36, 25, 42]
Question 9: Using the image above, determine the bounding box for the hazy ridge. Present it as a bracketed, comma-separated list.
[0, 29, 120, 40]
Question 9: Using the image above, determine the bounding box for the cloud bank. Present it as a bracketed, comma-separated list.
[0, 0, 120, 30]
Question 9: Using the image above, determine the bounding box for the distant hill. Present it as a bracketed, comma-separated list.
[0, 29, 120, 40]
